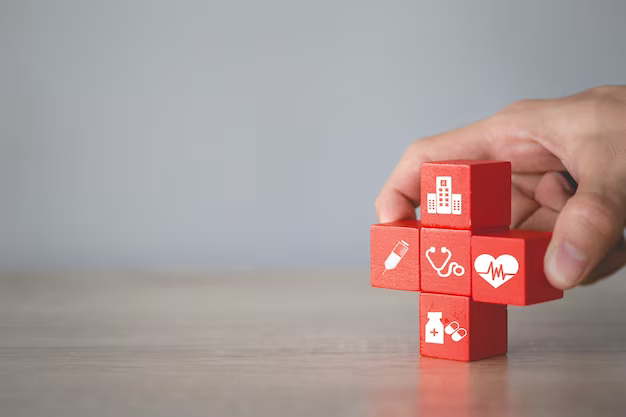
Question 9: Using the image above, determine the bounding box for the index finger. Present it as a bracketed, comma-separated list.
[375, 124, 489, 223]
[375, 120, 565, 223]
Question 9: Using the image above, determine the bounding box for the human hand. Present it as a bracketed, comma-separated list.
[376, 86, 626, 290]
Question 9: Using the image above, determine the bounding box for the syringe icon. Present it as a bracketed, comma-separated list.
[382, 240, 410, 276]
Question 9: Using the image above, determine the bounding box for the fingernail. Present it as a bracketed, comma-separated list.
[558, 171, 577, 195]
[547, 241, 589, 288]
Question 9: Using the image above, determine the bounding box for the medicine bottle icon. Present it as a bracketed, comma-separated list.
[425, 312, 444, 344]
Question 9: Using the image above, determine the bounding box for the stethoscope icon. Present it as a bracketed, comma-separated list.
[425, 246, 465, 277]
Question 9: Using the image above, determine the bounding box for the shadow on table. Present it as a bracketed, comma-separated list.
[369, 355, 510, 417]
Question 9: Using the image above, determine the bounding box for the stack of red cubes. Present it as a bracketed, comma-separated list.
[370, 160, 563, 361]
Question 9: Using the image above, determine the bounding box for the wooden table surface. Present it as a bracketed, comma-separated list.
[1, 269, 625, 417]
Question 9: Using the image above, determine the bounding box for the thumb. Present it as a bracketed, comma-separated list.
[545, 182, 625, 290]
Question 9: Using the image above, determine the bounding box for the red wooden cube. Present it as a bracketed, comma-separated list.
[419, 292, 507, 362]
[421, 228, 472, 296]
[370, 220, 421, 291]
[420, 160, 511, 230]
[471, 230, 563, 306]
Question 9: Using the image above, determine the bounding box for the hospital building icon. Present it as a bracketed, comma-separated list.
[427, 176, 462, 215]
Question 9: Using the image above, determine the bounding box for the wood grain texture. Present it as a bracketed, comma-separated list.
[1, 269, 626, 417]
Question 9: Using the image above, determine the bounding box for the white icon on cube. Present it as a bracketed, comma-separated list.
[425, 312, 468, 344]
[425, 246, 465, 278]
[445, 321, 468, 342]
[452, 194, 461, 214]
[474, 254, 520, 288]
[382, 240, 409, 276]
[425, 312, 444, 344]
[427, 176, 462, 215]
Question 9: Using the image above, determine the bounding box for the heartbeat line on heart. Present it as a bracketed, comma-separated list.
[478, 262, 515, 280]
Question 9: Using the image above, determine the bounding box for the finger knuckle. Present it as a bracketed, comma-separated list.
[501, 98, 542, 113]
[584, 85, 622, 98]
[408, 138, 426, 154]
[374, 195, 383, 212]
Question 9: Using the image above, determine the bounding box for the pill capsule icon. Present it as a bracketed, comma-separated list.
[451, 328, 467, 342]
[445, 321, 460, 335]
[444, 321, 468, 342]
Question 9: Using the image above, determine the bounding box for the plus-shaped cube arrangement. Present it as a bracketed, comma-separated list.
[370, 160, 564, 361]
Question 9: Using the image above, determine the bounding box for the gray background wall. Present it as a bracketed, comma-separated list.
[1, 0, 625, 271]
